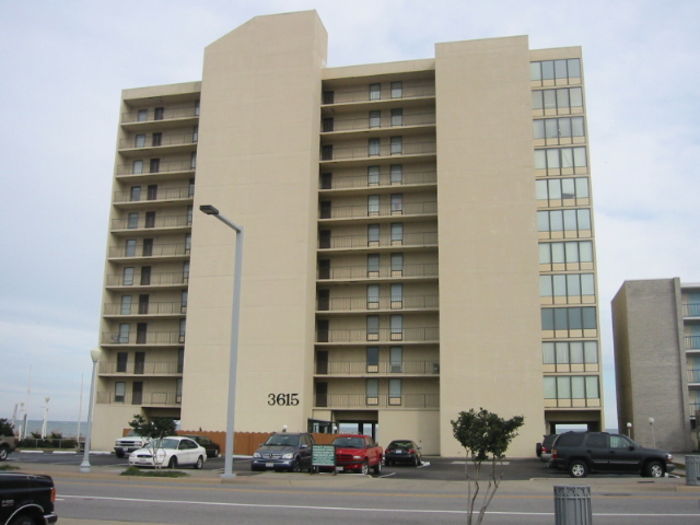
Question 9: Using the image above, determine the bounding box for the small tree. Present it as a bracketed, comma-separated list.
[0, 419, 15, 437]
[451, 408, 524, 525]
[128, 415, 176, 469]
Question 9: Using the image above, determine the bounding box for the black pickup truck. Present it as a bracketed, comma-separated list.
[0, 472, 57, 525]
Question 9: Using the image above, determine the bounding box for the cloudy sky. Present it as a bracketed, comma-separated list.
[1, 0, 698, 429]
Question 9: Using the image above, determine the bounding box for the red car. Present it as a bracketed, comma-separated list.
[332, 434, 383, 475]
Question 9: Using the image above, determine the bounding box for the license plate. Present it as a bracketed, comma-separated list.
[266, 462, 274, 468]
[336, 466, 344, 472]
[395, 450, 403, 454]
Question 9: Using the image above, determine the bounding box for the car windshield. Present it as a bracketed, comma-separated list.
[389, 440, 413, 448]
[333, 437, 365, 448]
[264, 434, 300, 446]
[150, 438, 179, 449]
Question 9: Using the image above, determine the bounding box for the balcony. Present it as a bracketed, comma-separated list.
[317, 263, 438, 282]
[111, 215, 191, 233]
[319, 231, 438, 253]
[96, 390, 181, 407]
[315, 393, 438, 409]
[320, 141, 436, 167]
[316, 360, 439, 376]
[101, 331, 184, 347]
[118, 134, 197, 156]
[121, 107, 198, 126]
[683, 303, 700, 318]
[107, 243, 189, 262]
[113, 186, 193, 206]
[685, 336, 700, 351]
[544, 397, 601, 409]
[688, 369, 700, 385]
[319, 170, 437, 192]
[321, 112, 436, 136]
[98, 360, 182, 376]
[103, 302, 186, 318]
[105, 272, 188, 289]
[321, 85, 435, 107]
[317, 326, 439, 344]
[116, 160, 195, 179]
[690, 402, 700, 415]
[319, 202, 437, 223]
[317, 295, 438, 313]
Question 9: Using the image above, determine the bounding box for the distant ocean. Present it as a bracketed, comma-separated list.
[12, 420, 87, 439]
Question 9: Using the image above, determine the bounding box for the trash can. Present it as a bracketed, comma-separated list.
[554, 485, 592, 525]
[686, 455, 700, 486]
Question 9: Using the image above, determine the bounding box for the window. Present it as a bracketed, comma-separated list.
[322, 118, 334, 132]
[610, 435, 632, 449]
[192, 126, 198, 142]
[390, 194, 403, 214]
[531, 87, 583, 112]
[138, 294, 149, 314]
[322, 90, 334, 104]
[188, 178, 195, 197]
[367, 224, 380, 245]
[367, 195, 380, 215]
[122, 267, 134, 286]
[185, 233, 192, 254]
[134, 134, 146, 148]
[389, 378, 401, 404]
[537, 209, 591, 235]
[541, 306, 597, 331]
[367, 315, 379, 340]
[120, 295, 132, 315]
[543, 375, 599, 400]
[127, 212, 139, 229]
[179, 318, 186, 342]
[369, 111, 381, 128]
[391, 253, 403, 275]
[530, 59, 581, 83]
[147, 184, 157, 200]
[538, 241, 593, 267]
[543, 341, 598, 365]
[321, 145, 333, 160]
[539, 273, 595, 301]
[369, 83, 381, 100]
[533, 117, 585, 139]
[114, 382, 126, 403]
[152, 133, 162, 147]
[367, 166, 379, 186]
[320, 172, 332, 189]
[145, 211, 156, 228]
[366, 379, 379, 404]
[136, 323, 147, 344]
[391, 284, 403, 308]
[186, 206, 192, 226]
[116, 352, 128, 373]
[391, 108, 403, 126]
[149, 158, 160, 173]
[390, 164, 403, 184]
[390, 315, 403, 340]
[142, 239, 153, 257]
[137, 109, 148, 122]
[535, 177, 589, 203]
[391, 81, 403, 98]
[176, 378, 182, 404]
[130, 186, 141, 201]
[182, 261, 190, 283]
[118, 323, 130, 343]
[366, 347, 379, 372]
[190, 152, 197, 169]
[132, 381, 143, 405]
[140, 266, 151, 285]
[194, 101, 200, 116]
[367, 284, 380, 308]
[391, 223, 403, 244]
[367, 254, 380, 276]
[154, 107, 164, 120]
[390, 136, 403, 155]
[132, 160, 143, 174]
[534, 147, 587, 174]
[368, 138, 380, 156]
[390, 346, 403, 373]
[125, 239, 136, 257]
[181, 290, 188, 312]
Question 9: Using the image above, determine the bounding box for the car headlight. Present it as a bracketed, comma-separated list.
[666, 453, 673, 461]
[282, 453, 294, 459]
[253, 452, 261, 458]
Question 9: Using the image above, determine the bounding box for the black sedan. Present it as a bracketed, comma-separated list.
[182, 435, 220, 458]
[384, 439, 422, 466]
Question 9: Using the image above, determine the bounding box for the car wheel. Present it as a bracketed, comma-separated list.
[251, 464, 262, 471]
[373, 460, 382, 475]
[0, 446, 9, 461]
[168, 456, 178, 469]
[8, 512, 37, 525]
[194, 456, 204, 470]
[115, 450, 124, 458]
[569, 460, 588, 478]
[360, 461, 369, 475]
[291, 459, 302, 472]
[645, 460, 664, 478]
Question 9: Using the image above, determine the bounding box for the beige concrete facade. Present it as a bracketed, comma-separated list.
[92, 11, 603, 456]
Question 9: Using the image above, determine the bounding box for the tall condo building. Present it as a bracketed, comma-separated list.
[92, 10, 603, 456]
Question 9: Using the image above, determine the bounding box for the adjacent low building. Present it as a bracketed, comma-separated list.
[91, 10, 604, 456]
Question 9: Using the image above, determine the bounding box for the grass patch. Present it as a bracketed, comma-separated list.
[0, 464, 20, 471]
[120, 466, 189, 477]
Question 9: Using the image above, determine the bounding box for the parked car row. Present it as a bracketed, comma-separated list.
[536, 431, 674, 478]
[250, 433, 423, 474]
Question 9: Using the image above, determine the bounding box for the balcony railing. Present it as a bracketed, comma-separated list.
[686, 336, 700, 350]
[105, 272, 188, 287]
[320, 170, 437, 190]
[319, 232, 438, 250]
[321, 141, 437, 162]
[112, 215, 191, 230]
[323, 112, 436, 133]
[690, 402, 700, 414]
[121, 107, 198, 124]
[317, 393, 439, 408]
[101, 331, 184, 345]
[113, 186, 193, 204]
[117, 160, 195, 177]
[316, 360, 439, 375]
[318, 295, 438, 312]
[98, 360, 182, 375]
[683, 303, 700, 317]
[119, 134, 197, 150]
[322, 85, 435, 105]
[107, 243, 189, 259]
[321, 201, 437, 220]
[688, 369, 700, 383]
[103, 302, 186, 316]
[96, 391, 181, 406]
[317, 326, 439, 343]
[318, 263, 438, 281]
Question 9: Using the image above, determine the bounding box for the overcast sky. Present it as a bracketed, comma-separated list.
[1, 0, 698, 431]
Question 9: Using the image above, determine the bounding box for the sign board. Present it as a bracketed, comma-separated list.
[312, 445, 335, 468]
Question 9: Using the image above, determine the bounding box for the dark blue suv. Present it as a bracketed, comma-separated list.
[251, 432, 315, 472]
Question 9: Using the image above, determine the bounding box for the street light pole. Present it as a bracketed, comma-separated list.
[200, 204, 244, 480]
[80, 349, 101, 473]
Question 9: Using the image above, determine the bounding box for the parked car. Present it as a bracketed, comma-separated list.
[0, 472, 57, 524]
[0, 435, 17, 461]
[251, 432, 315, 472]
[129, 436, 206, 469]
[115, 431, 149, 458]
[550, 431, 674, 478]
[537, 434, 557, 464]
[384, 439, 422, 466]
[332, 434, 383, 475]
[182, 435, 220, 458]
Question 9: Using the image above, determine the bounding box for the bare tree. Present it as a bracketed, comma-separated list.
[128, 415, 176, 469]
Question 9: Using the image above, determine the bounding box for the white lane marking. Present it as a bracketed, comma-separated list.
[59, 495, 700, 517]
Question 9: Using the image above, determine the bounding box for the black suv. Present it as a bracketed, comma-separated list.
[551, 431, 674, 478]
[251, 432, 315, 472]
[0, 472, 57, 524]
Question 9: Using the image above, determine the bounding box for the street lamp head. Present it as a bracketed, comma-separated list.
[90, 349, 101, 363]
[648, 417, 655, 424]
[200, 204, 220, 216]
[626, 422, 632, 428]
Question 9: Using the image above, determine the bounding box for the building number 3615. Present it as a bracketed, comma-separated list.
[268, 393, 300, 406]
